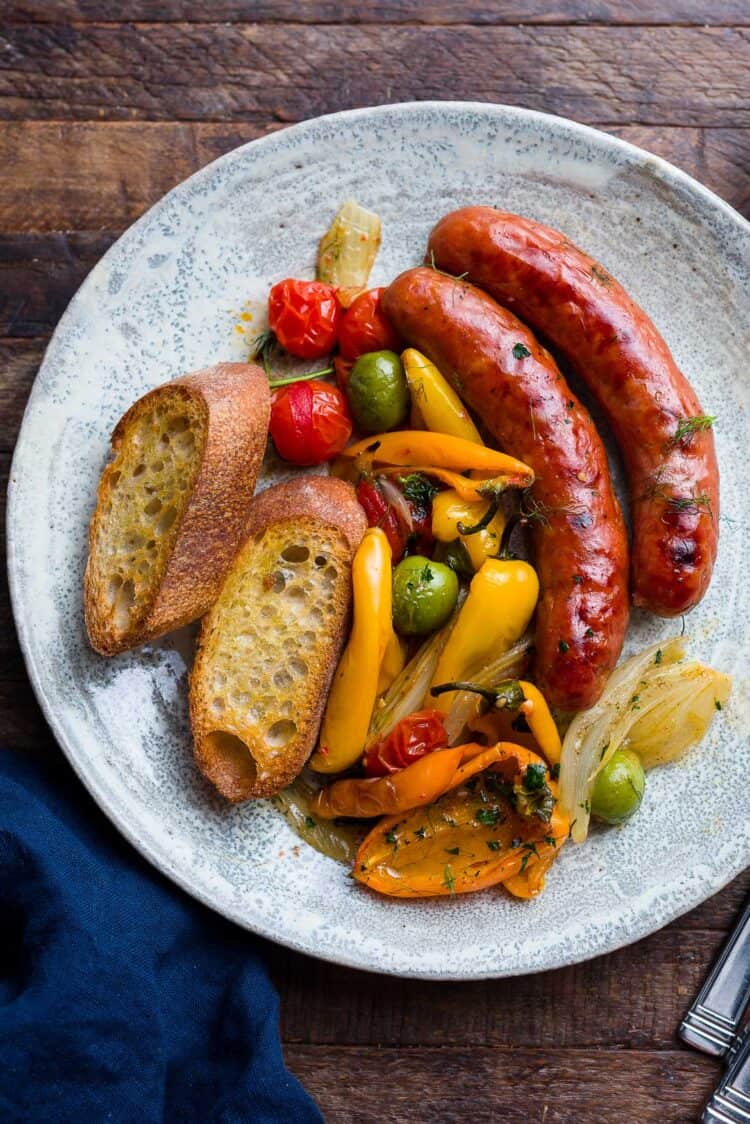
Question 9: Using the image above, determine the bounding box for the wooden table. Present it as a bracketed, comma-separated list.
[2, 3, 748, 1120]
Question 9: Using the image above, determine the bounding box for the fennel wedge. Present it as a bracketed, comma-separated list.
[559, 638, 732, 843]
[317, 199, 382, 290]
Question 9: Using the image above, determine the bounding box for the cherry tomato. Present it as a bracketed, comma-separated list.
[363, 710, 448, 777]
[338, 288, 402, 360]
[356, 478, 406, 562]
[268, 279, 340, 359]
[270, 380, 352, 466]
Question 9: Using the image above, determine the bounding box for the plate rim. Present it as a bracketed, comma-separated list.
[7, 100, 750, 979]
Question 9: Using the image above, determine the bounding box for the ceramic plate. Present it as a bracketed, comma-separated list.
[7, 103, 750, 979]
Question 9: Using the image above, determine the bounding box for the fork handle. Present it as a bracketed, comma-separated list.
[681, 896, 750, 1057]
[703, 1029, 750, 1123]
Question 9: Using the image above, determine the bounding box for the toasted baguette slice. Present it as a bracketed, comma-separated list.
[85, 363, 270, 656]
[190, 476, 367, 801]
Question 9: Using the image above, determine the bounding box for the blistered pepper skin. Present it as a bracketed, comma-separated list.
[383, 267, 629, 711]
[427, 206, 719, 617]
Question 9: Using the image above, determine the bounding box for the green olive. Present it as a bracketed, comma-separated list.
[392, 556, 459, 636]
[346, 350, 409, 433]
[591, 748, 645, 825]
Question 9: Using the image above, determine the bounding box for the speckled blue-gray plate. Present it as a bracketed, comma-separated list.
[7, 103, 750, 978]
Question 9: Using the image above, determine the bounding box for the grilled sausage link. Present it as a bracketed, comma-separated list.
[384, 267, 629, 711]
[428, 206, 719, 616]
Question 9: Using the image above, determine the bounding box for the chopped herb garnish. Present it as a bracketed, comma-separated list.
[445, 847, 460, 856]
[585, 627, 594, 638]
[251, 328, 278, 378]
[566, 400, 575, 409]
[429, 249, 469, 281]
[476, 807, 501, 826]
[655, 649, 663, 665]
[415, 826, 427, 839]
[715, 699, 723, 711]
[384, 829, 397, 845]
[544, 836, 557, 847]
[671, 415, 715, 445]
[559, 640, 570, 654]
[398, 473, 439, 511]
[304, 815, 316, 829]
[631, 693, 641, 710]
[513, 342, 531, 360]
[572, 574, 583, 584]
[524, 763, 547, 792]
[487, 840, 502, 852]
[519, 843, 540, 873]
[443, 864, 456, 895]
[420, 563, 434, 583]
[514, 766, 554, 823]
[667, 493, 713, 515]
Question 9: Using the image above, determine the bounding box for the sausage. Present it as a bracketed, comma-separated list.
[427, 206, 719, 617]
[383, 267, 629, 711]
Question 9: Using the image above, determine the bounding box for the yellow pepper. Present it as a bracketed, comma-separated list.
[310, 528, 398, 773]
[431, 488, 506, 570]
[401, 349, 483, 444]
[429, 559, 540, 714]
[342, 430, 533, 484]
[517, 681, 561, 766]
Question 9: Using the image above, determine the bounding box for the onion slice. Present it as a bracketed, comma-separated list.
[559, 638, 732, 843]
[366, 616, 456, 749]
[378, 475, 414, 536]
[317, 199, 381, 289]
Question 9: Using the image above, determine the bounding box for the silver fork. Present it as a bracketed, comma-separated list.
[680, 895, 750, 1057]
[703, 1023, 750, 1124]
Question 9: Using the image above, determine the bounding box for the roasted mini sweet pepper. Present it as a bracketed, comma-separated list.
[401, 349, 483, 444]
[342, 430, 533, 483]
[429, 559, 540, 714]
[431, 488, 506, 570]
[351, 742, 568, 898]
[313, 739, 547, 821]
[432, 678, 561, 766]
[310, 527, 403, 773]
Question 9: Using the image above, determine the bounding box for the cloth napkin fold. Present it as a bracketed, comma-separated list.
[0, 748, 323, 1124]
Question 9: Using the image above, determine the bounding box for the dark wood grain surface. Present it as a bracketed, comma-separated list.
[2, 4, 747, 1121]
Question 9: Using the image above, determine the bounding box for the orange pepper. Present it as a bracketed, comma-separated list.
[503, 807, 568, 899]
[311, 745, 469, 820]
[350, 742, 568, 899]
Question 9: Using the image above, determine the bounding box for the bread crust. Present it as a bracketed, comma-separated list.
[84, 362, 270, 655]
[190, 475, 367, 802]
[245, 474, 367, 553]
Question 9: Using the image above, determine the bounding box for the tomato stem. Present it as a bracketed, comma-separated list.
[268, 367, 334, 389]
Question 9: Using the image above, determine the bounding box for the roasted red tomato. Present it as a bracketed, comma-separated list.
[268, 279, 340, 359]
[356, 478, 406, 561]
[363, 710, 449, 777]
[270, 380, 352, 465]
[338, 288, 401, 360]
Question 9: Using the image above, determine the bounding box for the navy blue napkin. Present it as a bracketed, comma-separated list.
[0, 748, 323, 1124]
